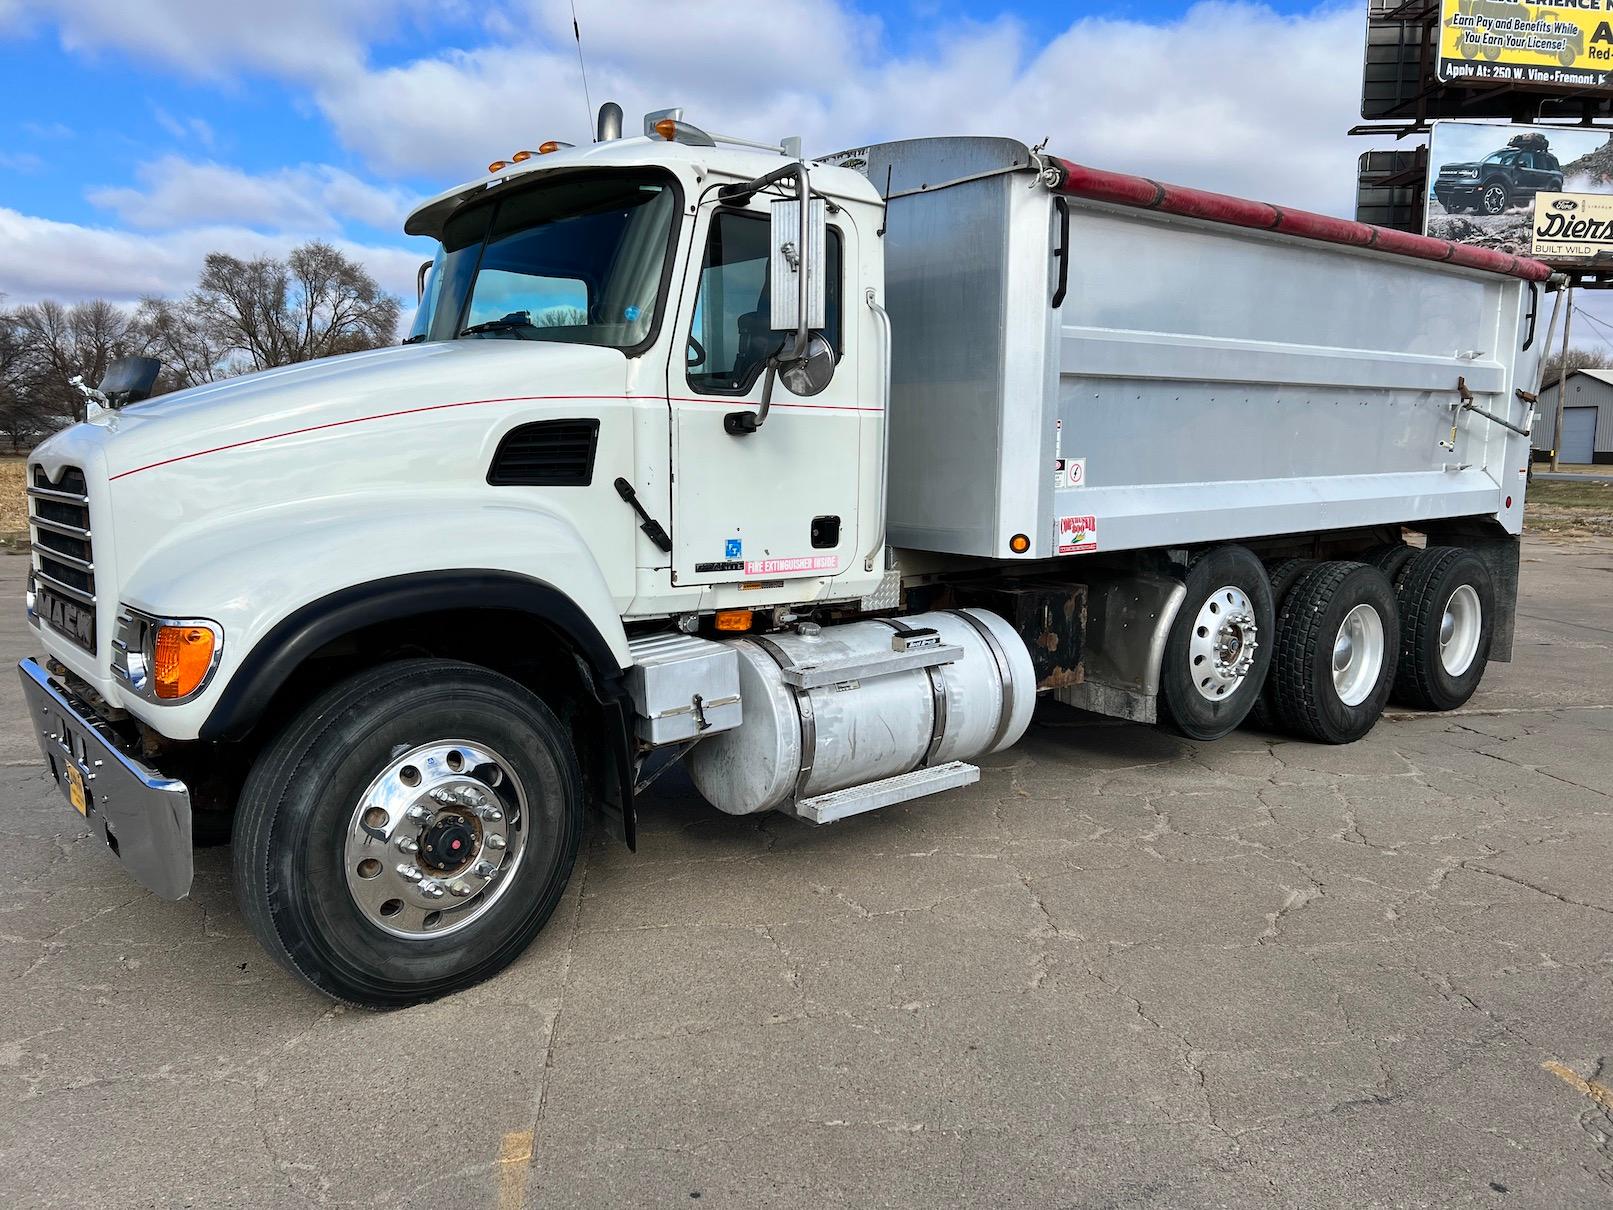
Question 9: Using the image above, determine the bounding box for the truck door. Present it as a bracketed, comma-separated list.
[665, 200, 863, 585]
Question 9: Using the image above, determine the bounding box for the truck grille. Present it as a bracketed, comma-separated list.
[29, 465, 97, 653]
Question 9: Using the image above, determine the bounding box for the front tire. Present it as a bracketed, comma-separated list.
[1480, 182, 1509, 216]
[1272, 562, 1399, 745]
[1391, 547, 1494, 711]
[232, 659, 583, 1007]
[1158, 545, 1275, 741]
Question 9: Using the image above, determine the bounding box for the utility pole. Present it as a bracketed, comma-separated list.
[1551, 283, 1574, 471]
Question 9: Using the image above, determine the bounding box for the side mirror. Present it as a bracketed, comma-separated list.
[769, 195, 826, 336]
[778, 333, 837, 397]
[98, 356, 163, 406]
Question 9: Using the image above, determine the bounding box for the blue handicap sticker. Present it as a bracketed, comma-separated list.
[725, 538, 743, 559]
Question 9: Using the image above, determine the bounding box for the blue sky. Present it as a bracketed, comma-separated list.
[0, 0, 1376, 317]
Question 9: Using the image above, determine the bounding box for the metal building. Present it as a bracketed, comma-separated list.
[1536, 369, 1613, 465]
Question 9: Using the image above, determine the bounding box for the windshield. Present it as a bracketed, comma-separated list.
[1482, 151, 1518, 166]
[408, 171, 679, 351]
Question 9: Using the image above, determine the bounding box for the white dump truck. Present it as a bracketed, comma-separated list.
[21, 105, 1552, 1005]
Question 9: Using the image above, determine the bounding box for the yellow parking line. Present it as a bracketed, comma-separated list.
[1542, 1060, 1613, 1114]
[498, 1129, 535, 1210]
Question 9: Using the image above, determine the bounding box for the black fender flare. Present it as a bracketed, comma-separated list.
[199, 570, 637, 844]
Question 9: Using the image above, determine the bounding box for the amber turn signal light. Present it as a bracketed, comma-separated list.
[714, 610, 752, 633]
[512, 150, 535, 162]
[1009, 533, 1031, 554]
[654, 118, 677, 141]
[488, 160, 510, 173]
[154, 625, 216, 700]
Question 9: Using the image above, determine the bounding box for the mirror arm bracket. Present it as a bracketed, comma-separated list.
[725, 361, 778, 436]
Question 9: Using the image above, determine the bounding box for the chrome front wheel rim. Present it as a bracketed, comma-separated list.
[343, 740, 528, 939]
[1332, 604, 1385, 708]
[1440, 583, 1482, 677]
[1189, 584, 1259, 702]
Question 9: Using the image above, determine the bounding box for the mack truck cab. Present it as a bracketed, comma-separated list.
[20, 104, 1541, 1005]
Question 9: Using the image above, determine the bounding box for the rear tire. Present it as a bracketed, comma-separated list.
[1272, 562, 1399, 745]
[1364, 542, 1417, 591]
[1244, 557, 1311, 733]
[1158, 545, 1275, 741]
[232, 658, 583, 1007]
[1391, 547, 1494, 711]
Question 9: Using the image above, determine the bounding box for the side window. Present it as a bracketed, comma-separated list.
[686, 210, 843, 395]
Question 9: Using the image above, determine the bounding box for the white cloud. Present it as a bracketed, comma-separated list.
[14, 0, 429, 81]
[310, 0, 1367, 216]
[152, 107, 215, 149]
[87, 156, 413, 233]
[0, 207, 427, 307]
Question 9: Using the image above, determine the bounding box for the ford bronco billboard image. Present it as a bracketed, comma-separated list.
[1425, 120, 1613, 263]
[1438, 0, 1612, 90]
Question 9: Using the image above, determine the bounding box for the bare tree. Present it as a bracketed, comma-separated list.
[11, 299, 138, 424]
[1540, 346, 1613, 391]
[0, 306, 55, 452]
[190, 242, 400, 373]
[133, 296, 230, 390]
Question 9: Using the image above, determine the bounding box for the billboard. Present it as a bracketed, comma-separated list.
[1424, 120, 1613, 264]
[1532, 192, 1613, 263]
[1437, 0, 1613, 91]
[1363, 0, 1613, 124]
[1357, 149, 1427, 233]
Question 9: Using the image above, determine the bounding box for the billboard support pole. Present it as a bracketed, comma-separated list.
[1551, 284, 1574, 471]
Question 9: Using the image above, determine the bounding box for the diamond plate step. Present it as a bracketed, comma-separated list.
[791, 761, 980, 825]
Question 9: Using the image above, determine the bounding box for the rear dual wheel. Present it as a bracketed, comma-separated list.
[1271, 562, 1400, 745]
[1158, 545, 1275, 741]
[1391, 547, 1494, 711]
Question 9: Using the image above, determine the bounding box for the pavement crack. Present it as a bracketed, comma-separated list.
[1458, 862, 1613, 918]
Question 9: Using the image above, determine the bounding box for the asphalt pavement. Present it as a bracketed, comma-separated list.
[1, 539, 1610, 1208]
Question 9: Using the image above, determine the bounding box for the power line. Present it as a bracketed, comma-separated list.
[1567, 302, 1613, 352]
[570, 0, 593, 138]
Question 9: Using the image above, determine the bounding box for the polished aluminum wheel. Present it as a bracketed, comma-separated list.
[1332, 603, 1385, 707]
[1439, 584, 1482, 677]
[343, 740, 527, 939]
[1189, 584, 1259, 701]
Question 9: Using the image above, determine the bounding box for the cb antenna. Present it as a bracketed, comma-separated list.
[570, 0, 594, 137]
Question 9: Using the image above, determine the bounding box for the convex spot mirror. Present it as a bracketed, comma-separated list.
[99, 356, 163, 406]
[778, 333, 837, 397]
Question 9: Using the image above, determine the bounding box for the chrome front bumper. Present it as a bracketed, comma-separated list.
[18, 658, 193, 899]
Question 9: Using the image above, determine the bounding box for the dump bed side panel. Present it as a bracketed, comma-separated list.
[850, 137, 1541, 562]
[1054, 200, 1536, 556]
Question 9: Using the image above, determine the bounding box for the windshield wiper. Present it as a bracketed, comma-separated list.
[400, 334, 427, 345]
[460, 316, 536, 338]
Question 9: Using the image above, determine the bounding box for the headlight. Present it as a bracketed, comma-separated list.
[112, 609, 223, 702]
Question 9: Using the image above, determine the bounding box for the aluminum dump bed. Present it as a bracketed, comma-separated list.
[831, 137, 1550, 561]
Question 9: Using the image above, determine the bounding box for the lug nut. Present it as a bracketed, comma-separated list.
[485, 834, 507, 850]
[473, 861, 498, 879]
[395, 836, 419, 853]
[406, 805, 432, 822]
[475, 805, 503, 823]
[448, 880, 473, 897]
[397, 863, 423, 883]
[419, 880, 447, 899]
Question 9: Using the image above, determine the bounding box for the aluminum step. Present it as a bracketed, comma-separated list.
[791, 761, 980, 825]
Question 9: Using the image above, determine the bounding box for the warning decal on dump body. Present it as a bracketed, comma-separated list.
[1056, 515, 1098, 555]
[745, 555, 839, 576]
